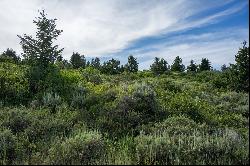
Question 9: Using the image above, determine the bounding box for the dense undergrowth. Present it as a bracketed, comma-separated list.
[0, 62, 249, 165]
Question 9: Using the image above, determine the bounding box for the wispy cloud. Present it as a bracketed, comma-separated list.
[134, 28, 249, 70]
[0, 0, 248, 69]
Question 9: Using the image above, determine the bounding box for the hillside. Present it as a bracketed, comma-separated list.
[0, 62, 249, 165]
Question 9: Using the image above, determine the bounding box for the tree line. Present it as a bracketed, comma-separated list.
[0, 10, 249, 91]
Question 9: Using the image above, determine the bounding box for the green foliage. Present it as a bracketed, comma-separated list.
[171, 56, 185, 72]
[153, 116, 199, 135]
[135, 129, 249, 165]
[1, 11, 249, 165]
[166, 93, 211, 123]
[90, 57, 101, 70]
[0, 48, 20, 64]
[229, 41, 249, 91]
[102, 58, 121, 75]
[70, 52, 86, 69]
[187, 59, 198, 72]
[46, 131, 105, 165]
[0, 62, 30, 105]
[150, 57, 169, 75]
[221, 64, 228, 71]
[199, 58, 211, 71]
[97, 82, 161, 138]
[125, 55, 138, 73]
[42, 92, 62, 112]
[0, 128, 17, 165]
[18, 10, 63, 67]
[70, 85, 88, 109]
[81, 67, 102, 84]
[0, 108, 31, 134]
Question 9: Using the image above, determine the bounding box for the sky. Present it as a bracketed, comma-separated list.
[0, 0, 249, 70]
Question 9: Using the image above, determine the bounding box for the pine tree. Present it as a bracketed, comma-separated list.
[0, 48, 20, 63]
[102, 58, 120, 75]
[199, 58, 211, 71]
[221, 64, 228, 72]
[18, 10, 64, 67]
[150, 57, 169, 74]
[125, 55, 138, 73]
[171, 56, 185, 72]
[70, 52, 86, 69]
[91, 57, 101, 70]
[230, 41, 249, 91]
[187, 60, 197, 72]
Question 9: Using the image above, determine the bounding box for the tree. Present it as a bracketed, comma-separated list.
[171, 56, 185, 72]
[55, 59, 71, 69]
[125, 55, 138, 73]
[221, 64, 228, 72]
[150, 57, 169, 75]
[102, 58, 120, 75]
[230, 41, 249, 91]
[86, 61, 91, 68]
[70, 52, 86, 69]
[119, 65, 125, 73]
[187, 60, 197, 72]
[91, 57, 101, 70]
[18, 10, 64, 67]
[199, 58, 211, 71]
[0, 48, 20, 63]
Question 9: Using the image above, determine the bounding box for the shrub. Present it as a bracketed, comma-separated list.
[153, 116, 199, 135]
[0, 62, 30, 105]
[166, 93, 212, 124]
[42, 92, 62, 112]
[135, 128, 249, 165]
[0, 128, 17, 165]
[81, 67, 102, 84]
[0, 108, 31, 134]
[70, 86, 88, 109]
[46, 131, 105, 165]
[24, 108, 78, 142]
[97, 82, 161, 137]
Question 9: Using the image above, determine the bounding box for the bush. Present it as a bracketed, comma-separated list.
[0, 128, 17, 165]
[166, 93, 212, 124]
[42, 92, 62, 113]
[46, 131, 105, 165]
[70, 86, 88, 109]
[97, 82, 161, 137]
[0, 62, 30, 105]
[0, 108, 31, 134]
[24, 108, 78, 143]
[81, 67, 102, 84]
[153, 116, 199, 135]
[135, 128, 249, 165]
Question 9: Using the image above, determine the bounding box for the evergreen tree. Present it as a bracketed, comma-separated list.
[150, 57, 169, 75]
[70, 52, 86, 69]
[86, 61, 91, 68]
[171, 56, 185, 72]
[102, 58, 120, 75]
[125, 55, 138, 73]
[221, 64, 228, 72]
[187, 60, 197, 72]
[17, 10, 64, 94]
[199, 58, 211, 71]
[18, 10, 64, 67]
[91, 57, 101, 70]
[119, 65, 125, 73]
[230, 41, 249, 91]
[0, 48, 20, 63]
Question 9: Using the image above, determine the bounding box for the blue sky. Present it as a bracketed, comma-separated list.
[0, 0, 249, 70]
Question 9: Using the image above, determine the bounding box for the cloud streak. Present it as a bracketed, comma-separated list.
[0, 0, 248, 70]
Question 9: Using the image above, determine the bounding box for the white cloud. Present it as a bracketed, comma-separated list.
[0, 0, 248, 66]
[135, 28, 249, 70]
